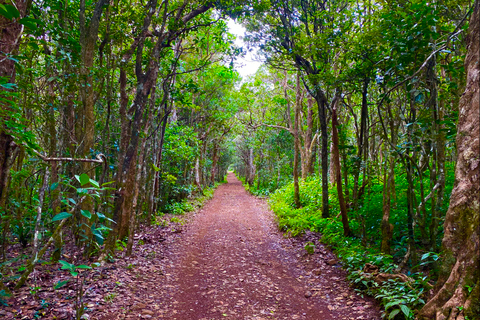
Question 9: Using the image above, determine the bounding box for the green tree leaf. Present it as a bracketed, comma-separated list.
[0, 4, 20, 20]
[89, 178, 100, 188]
[59, 260, 75, 271]
[19, 17, 41, 30]
[79, 173, 90, 186]
[400, 304, 411, 317]
[76, 265, 92, 270]
[52, 212, 72, 221]
[80, 209, 92, 219]
[388, 309, 400, 319]
[54, 280, 69, 289]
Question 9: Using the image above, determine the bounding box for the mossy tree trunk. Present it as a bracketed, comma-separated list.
[419, 1, 479, 318]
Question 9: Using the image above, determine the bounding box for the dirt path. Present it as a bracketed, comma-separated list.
[97, 173, 381, 320]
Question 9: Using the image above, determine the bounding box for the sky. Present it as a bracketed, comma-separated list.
[227, 19, 263, 79]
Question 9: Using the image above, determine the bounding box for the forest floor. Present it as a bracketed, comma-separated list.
[2, 173, 382, 319]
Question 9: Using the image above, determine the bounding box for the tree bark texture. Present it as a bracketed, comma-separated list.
[419, 1, 479, 318]
[316, 97, 330, 218]
[0, 0, 29, 216]
[301, 96, 316, 179]
[210, 142, 219, 185]
[293, 72, 301, 208]
[247, 147, 255, 186]
[331, 98, 350, 236]
[353, 77, 369, 206]
[381, 150, 396, 254]
[79, 0, 108, 246]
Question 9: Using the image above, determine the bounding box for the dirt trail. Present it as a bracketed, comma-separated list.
[153, 173, 380, 320]
[95, 173, 380, 320]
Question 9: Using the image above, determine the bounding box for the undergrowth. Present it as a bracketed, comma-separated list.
[161, 179, 224, 216]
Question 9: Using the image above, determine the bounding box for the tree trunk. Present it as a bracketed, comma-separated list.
[247, 147, 255, 186]
[79, 0, 108, 160]
[194, 156, 202, 193]
[331, 98, 350, 236]
[0, 133, 18, 213]
[0, 0, 29, 219]
[79, 0, 108, 248]
[293, 73, 301, 208]
[316, 97, 329, 218]
[210, 142, 219, 185]
[33, 169, 49, 255]
[353, 77, 369, 206]
[419, 2, 479, 318]
[126, 90, 155, 256]
[301, 96, 315, 178]
[381, 148, 396, 254]
[153, 112, 169, 210]
[405, 158, 418, 269]
[429, 55, 446, 252]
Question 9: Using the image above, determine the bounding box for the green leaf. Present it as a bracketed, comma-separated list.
[421, 252, 431, 260]
[76, 188, 87, 194]
[79, 173, 90, 186]
[80, 209, 92, 219]
[59, 260, 74, 271]
[388, 309, 400, 319]
[89, 178, 100, 188]
[91, 226, 105, 244]
[92, 229, 104, 239]
[0, 82, 17, 90]
[52, 212, 72, 222]
[97, 212, 115, 224]
[50, 182, 59, 191]
[0, 4, 20, 20]
[54, 280, 69, 289]
[400, 304, 411, 317]
[19, 17, 40, 30]
[152, 164, 161, 172]
[76, 265, 91, 270]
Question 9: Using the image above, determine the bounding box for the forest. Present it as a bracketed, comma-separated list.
[0, 0, 478, 319]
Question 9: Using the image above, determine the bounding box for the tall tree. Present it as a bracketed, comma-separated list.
[419, 1, 479, 318]
[0, 0, 30, 219]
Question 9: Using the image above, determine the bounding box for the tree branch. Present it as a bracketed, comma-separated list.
[33, 150, 105, 163]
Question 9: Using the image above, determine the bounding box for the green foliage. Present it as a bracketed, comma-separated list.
[304, 241, 315, 255]
[268, 176, 342, 236]
[163, 201, 194, 215]
[0, 289, 10, 306]
[104, 292, 117, 303]
[59, 260, 92, 277]
[115, 239, 127, 252]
